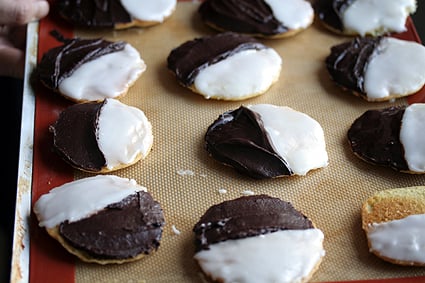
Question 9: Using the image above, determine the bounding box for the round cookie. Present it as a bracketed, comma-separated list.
[361, 187, 425, 266]
[205, 104, 329, 179]
[36, 34, 146, 103]
[326, 36, 425, 102]
[49, 98, 153, 173]
[56, 0, 177, 29]
[33, 175, 165, 264]
[347, 103, 425, 174]
[193, 194, 326, 283]
[167, 32, 282, 101]
[198, 0, 314, 38]
[314, 0, 417, 36]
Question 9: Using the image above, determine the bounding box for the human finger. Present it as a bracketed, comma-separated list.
[0, 0, 50, 25]
[0, 46, 25, 78]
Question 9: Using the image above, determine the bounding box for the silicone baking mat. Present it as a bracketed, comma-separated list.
[12, 1, 425, 282]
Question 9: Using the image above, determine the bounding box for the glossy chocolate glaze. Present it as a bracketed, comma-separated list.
[167, 32, 266, 87]
[198, 0, 289, 36]
[326, 36, 382, 96]
[193, 195, 314, 252]
[347, 106, 409, 171]
[56, 0, 132, 28]
[49, 101, 106, 172]
[60, 191, 165, 260]
[205, 106, 292, 179]
[37, 36, 126, 90]
[313, 0, 356, 32]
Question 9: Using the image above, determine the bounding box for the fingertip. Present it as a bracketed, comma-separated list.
[33, 0, 50, 22]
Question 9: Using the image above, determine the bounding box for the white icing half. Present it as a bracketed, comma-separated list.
[248, 104, 328, 175]
[97, 98, 153, 170]
[265, 0, 314, 30]
[120, 0, 176, 22]
[33, 175, 147, 228]
[59, 44, 146, 102]
[367, 214, 425, 264]
[194, 229, 325, 283]
[364, 37, 425, 100]
[400, 103, 425, 172]
[342, 0, 416, 36]
[194, 48, 282, 100]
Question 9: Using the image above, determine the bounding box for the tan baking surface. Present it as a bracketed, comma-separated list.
[70, 2, 425, 282]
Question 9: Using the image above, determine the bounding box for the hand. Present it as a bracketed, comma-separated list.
[0, 0, 49, 78]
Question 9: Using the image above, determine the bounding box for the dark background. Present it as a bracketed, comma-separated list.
[1, 7, 424, 283]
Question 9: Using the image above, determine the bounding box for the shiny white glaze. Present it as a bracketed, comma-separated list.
[59, 44, 146, 101]
[194, 229, 325, 283]
[194, 48, 282, 100]
[400, 103, 425, 172]
[265, 0, 314, 30]
[364, 37, 425, 100]
[248, 104, 328, 175]
[97, 98, 153, 170]
[33, 175, 147, 228]
[120, 0, 176, 22]
[367, 214, 425, 264]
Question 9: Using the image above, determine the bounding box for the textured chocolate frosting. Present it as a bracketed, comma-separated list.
[198, 0, 289, 36]
[167, 32, 266, 87]
[193, 195, 314, 252]
[59, 191, 165, 260]
[347, 106, 409, 171]
[205, 106, 292, 179]
[49, 101, 106, 172]
[313, 0, 356, 32]
[326, 36, 382, 96]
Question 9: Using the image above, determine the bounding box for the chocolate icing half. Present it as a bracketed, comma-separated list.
[193, 195, 314, 252]
[198, 0, 289, 36]
[326, 36, 382, 96]
[313, 0, 356, 32]
[49, 101, 106, 172]
[167, 32, 266, 87]
[347, 106, 409, 171]
[205, 106, 292, 179]
[59, 191, 165, 260]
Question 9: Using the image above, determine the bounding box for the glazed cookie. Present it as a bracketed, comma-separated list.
[361, 186, 425, 266]
[347, 103, 425, 174]
[314, 0, 417, 36]
[193, 194, 326, 283]
[198, 0, 314, 38]
[326, 36, 425, 102]
[56, 0, 177, 29]
[33, 175, 165, 264]
[167, 32, 282, 101]
[49, 98, 153, 173]
[37, 34, 146, 103]
[205, 104, 328, 179]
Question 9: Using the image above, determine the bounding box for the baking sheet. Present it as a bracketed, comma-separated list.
[13, 1, 425, 282]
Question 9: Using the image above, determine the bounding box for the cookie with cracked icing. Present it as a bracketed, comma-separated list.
[361, 186, 425, 266]
[49, 98, 153, 173]
[56, 0, 177, 29]
[326, 36, 425, 102]
[36, 33, 146, 103]
[205, 104, 329, 179]
[198, 0, 314, 38]
[167, 32, 282, 101]
[313, 0, 417, 36]
[193, 194, 326, 283]
[347, 103, 425, 174]
[33, 175, 165, 264]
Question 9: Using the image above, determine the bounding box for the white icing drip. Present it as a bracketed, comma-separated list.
[265, 0, 313, 30]
[194, 48, 281, 100]
[120, 0, 176, 22]
[97, 99, 153, 170]
[59, 44, 146, 101]
[342, 0, 416, 36]
[33, 175, 147, 228]
[364, 37, 425, 100]
[248, 104, 328, 175]
[367, 214, 425, 264]
[194, 229, 325, 283]
[400, 103, 425, 172]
